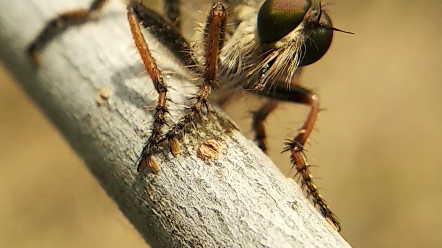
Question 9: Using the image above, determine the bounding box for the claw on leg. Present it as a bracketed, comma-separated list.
[127, 2, 171, 172]
[160, 2, 228, 155]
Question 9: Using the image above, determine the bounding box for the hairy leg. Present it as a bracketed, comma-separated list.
[126, 2, 170, 173]
[158, 2, 227, 156]
[26, 0, 191, 173]
[252, 78, 341, 232]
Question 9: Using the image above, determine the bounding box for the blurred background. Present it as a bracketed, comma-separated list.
[1, 0, 442, 247]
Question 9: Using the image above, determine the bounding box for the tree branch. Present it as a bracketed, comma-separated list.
[0, 0, 351, 247]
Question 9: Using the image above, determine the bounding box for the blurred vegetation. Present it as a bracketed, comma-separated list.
[1, 0, 442, 247]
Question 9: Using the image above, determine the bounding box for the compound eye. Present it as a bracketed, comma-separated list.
[299, 12, 333, 66]
[258, 0, 311, 43]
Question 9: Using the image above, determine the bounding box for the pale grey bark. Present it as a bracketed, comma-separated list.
[0, 0, 351, 247]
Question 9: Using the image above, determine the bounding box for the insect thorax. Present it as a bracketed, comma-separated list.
[217, 4, 308, 94]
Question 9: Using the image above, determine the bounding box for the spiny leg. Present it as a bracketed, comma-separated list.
[26, 0, 184, 173]
[253, 81, 340, 232]
[127, 2, 172, 173]
[290, 150, 341, 231]
[27, 0, 108, 65]
[158, 2, 227, 156]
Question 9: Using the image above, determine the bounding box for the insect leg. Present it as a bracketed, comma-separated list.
[159, 2, 227, 156]
[27, 0, 109, 65]
[127, 2, 173, 173]
[251, 100, 279, 153]
[253, 80, 341, 232]
[255, 82, 319, 166]
[133, 4, 196, 69]
[251, 69, 303, 153]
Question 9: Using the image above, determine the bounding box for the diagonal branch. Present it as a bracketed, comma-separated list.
[0, 0, 351, 247]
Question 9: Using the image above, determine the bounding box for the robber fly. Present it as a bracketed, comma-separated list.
[27, 0, 352, 232]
